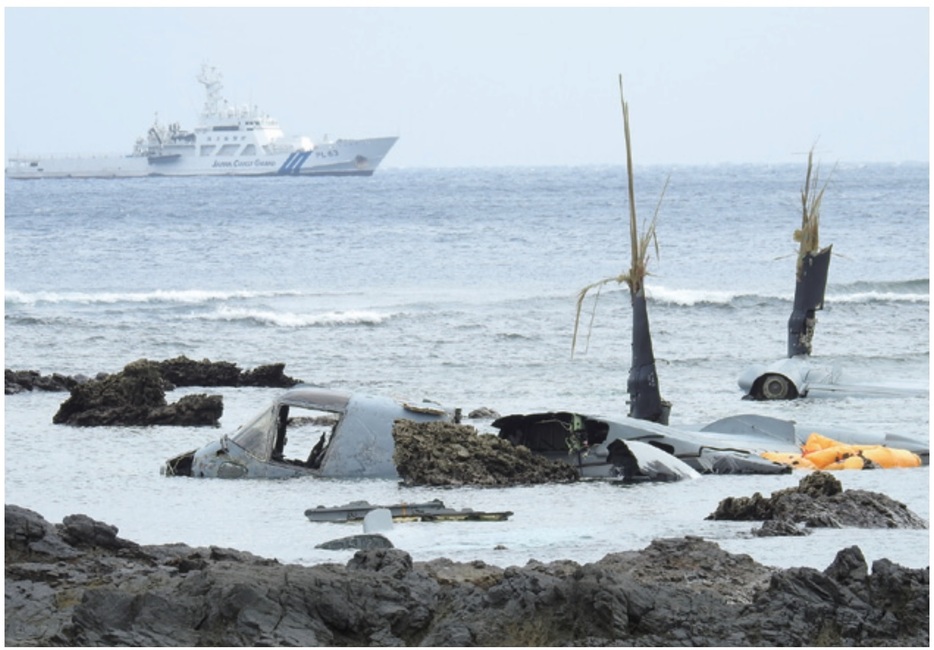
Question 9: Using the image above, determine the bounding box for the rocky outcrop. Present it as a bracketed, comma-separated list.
[5, 505, 928, 646]
[392, 419, 579, 486]
[5, 369, 89, 395]
[52, 359, 223, 427]
[707, 471, 928, 534]
[155, 356, 300, 388]
[7, 356, 301, 395]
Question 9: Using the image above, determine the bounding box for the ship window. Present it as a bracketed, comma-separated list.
[200, 145, 216, 157]
[241, 144, 256, 156]
[217, 144, 239, 156]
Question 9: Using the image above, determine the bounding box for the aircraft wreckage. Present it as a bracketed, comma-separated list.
[163, 83, 927, 483]
[163, 387, 458, 479]
[737, 151, 928, 401]
[490, 80, 928, 477]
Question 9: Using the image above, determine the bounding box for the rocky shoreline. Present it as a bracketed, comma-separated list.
[5, 504, 929, 646]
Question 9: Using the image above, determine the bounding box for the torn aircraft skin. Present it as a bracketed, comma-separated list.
[163, 386, 457, 479]
[494, 411, 701, 480]
[493, 410, 929, 476]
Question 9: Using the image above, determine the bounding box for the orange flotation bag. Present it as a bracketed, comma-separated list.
[860, 446, 922, 468]
[800, 432, 842, 454]
[823, 454, 870, 471]
[764, 433, 923, 470]
[804, 444, 861, 469]
[760, 451, 818, 470]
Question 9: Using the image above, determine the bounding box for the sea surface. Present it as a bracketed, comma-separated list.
[4, 163, 930, 571]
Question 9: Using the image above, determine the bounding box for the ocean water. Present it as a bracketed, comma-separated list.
[4, 163, 930, 571]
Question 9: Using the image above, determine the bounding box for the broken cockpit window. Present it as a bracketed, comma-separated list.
[164, 387, 457, 479]
[268, 404, 339, 469]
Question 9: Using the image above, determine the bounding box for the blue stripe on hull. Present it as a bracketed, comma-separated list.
[277, 152, 298, 175]
[277, 151, 313, 175]
[290, 151, 312, 174]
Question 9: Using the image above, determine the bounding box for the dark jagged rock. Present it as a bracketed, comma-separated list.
[5, 505, 928, 647]
[155, 356, 301, 388]
[156, 356, 241, 387]
[238, 362, 300, 388]
[754, 518, 811, 537]
[707, 471, 928, 533]
[145, 393, 224, 426]
[52, 359, 169, 424]
[392, 419, 579, 486]
[8, 356, 301, 397]
[52, 360, 223, 427]
[5, 369, 85, 395]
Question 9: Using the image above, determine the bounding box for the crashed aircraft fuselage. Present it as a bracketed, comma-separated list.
[493, 410, 929, 475]
[163, 387, 456, 479]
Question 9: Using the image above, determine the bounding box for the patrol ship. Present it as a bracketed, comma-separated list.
[6, 65, 397, 179]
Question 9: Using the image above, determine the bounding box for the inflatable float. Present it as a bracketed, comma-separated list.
[762, 433, 922, 470]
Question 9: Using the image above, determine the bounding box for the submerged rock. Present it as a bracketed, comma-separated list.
[754, 518, 810, 537]
[5, 505, 928, 646]
[707, 471, 928, 532]
[392, 419, 579, 486]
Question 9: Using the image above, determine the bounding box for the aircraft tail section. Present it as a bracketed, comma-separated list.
[628, 291, 670, 424]
[788, 245, 832, 357]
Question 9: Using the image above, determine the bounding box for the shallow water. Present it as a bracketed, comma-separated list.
[4, 164, 929, 570]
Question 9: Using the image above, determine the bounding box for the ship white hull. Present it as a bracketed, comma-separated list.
[7, 136, 397, 180]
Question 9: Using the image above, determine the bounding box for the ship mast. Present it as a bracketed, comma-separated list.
[197, 64, 224, 120]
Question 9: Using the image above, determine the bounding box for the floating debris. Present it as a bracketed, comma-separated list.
[305, 499, 512, 523]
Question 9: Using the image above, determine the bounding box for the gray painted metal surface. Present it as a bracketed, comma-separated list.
[788, 247, 832, 358]
[627, 291, 671, 424]
[492, 410, 929, 475]
[163, 386, 455, 479]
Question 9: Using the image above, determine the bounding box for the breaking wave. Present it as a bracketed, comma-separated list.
[198, 306, 396, 328]
[4, 288, 304, 306]
[830, 279, 929, 304]
[646, 286, 773, 307]
[646, 279, 928, 307]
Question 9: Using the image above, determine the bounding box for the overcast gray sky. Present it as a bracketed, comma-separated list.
[3, 6, 929, 168]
